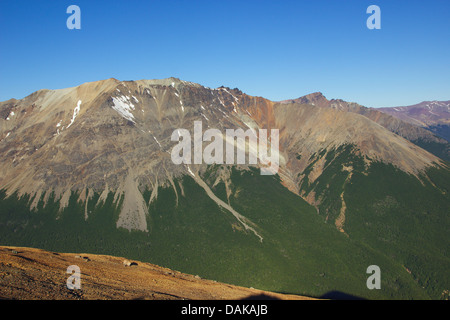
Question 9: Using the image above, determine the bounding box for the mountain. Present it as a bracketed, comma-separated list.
[280, 93, 450, 161]
[378, 101, 450, 142]
[378, 100, 450, 127]
[1, 78, 449, 300]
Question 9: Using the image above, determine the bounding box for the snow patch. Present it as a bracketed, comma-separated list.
[5, 110, 15, 121]
[111, 95, 136, 123]
[67, 100, 81, 129]
[180, 100, 184, 112]
[221, 88, 239, 102]
[153, 136, 162, 148]
[186, 166, 195, 177]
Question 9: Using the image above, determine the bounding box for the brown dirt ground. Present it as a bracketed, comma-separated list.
[0, 246, 314, 300]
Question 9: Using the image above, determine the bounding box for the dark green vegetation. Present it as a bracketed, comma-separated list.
[0, 154, 449, 299]
[411, 137, 450, 162]
[299, 145, 450, 300]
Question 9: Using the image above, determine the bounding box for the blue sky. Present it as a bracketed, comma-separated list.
[0, 0, 449, 108]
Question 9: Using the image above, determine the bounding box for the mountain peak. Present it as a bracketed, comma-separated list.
[279, 91, 329, 107]
[305, 91, 327, 99]
[134, 77, 203, 90]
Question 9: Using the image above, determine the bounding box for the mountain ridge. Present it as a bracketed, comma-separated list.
[279, 92, 450, 161]
[378, 100, 450, 143]
[378, 100, 450, 127]
[1, 78, 444, 232]
[1, 78, 446, 232]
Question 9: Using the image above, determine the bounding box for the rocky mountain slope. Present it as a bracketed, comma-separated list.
[0, 78, 444, 231]
[378, 101, 450, 142]
[378, 100, 450, 127]
[280, 93, 450, 160]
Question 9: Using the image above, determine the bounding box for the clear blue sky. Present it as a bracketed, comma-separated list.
[0, 0, 449, 108]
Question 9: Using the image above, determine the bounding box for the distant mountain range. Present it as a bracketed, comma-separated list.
[378, 101, 450, 142]
[280, 93, 450, 161]
[378, 100, 450, 127]
[0, 78, 448, 300]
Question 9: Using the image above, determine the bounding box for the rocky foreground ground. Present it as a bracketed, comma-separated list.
[0, 246, 312, 300]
